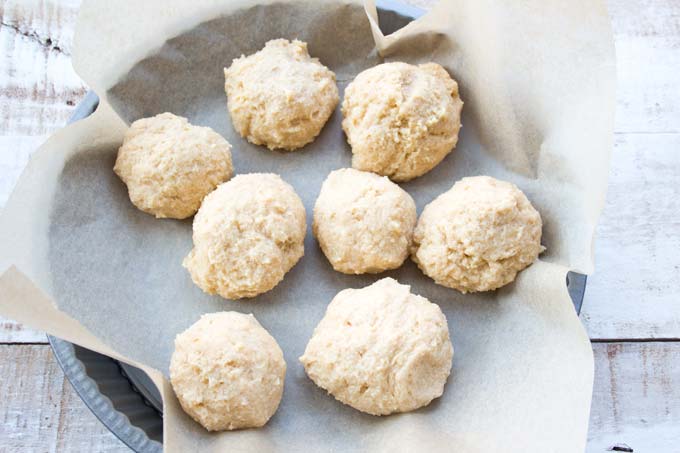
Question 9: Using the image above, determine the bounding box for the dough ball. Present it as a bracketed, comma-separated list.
[183, 174, 306, 299]
[313, 168, 416, 274]
[342, 62, 463, 182]
[300, 277, 453, 416]
[170, 312, 286, 431]
[412, 176, 544, 293]
[224, 39, 339, 151]
[114, 112, 233, 219]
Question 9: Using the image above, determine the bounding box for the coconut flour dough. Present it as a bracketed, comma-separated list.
[224, 39, 339, 151]
[183, 173, 306, 299]
[113, 112, 233, 219]
[412, 176, 545, 293]
[300, 277, 453, 416]
[170, 312, 286, 431]
[342, 62, 463, 182]
[313, 168, 416, 274]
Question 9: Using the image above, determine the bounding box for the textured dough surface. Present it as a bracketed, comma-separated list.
[114, 112, 233, 219]
[342, 62, 463, 181]
[412, 176, 544, 293]
[300, 277, 453, 416]
[313, 168, 416, 274]
[183, 173, 306, 299]
[224, 39, 339, 151]
[170, 312, 286, 431]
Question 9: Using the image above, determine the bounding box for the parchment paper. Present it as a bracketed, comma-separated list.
[0, 0, 615, 451]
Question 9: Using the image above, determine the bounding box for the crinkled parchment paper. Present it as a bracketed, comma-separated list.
[0, 0, 615, 451]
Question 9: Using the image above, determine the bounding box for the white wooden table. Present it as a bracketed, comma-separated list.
[0, 0, 678, 451]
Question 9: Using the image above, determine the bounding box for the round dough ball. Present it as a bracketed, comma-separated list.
[412, 176, 544, 293]
[183, 173, 306, 299]
[170, 312, 286, 431]
[313, 168, 416, 274]
[224, 39, 339, 151]
[114, 112, 233, 219]
[342, 62, 463, 182]
[300, 277, 453, 416]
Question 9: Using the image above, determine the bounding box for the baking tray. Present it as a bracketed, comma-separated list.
[47, 2, 588, 451]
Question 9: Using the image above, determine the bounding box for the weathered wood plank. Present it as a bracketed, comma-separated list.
[0, 318, 45, 343]
[582, 133, 680, 340]
[588, 342, 680, 452]
[0, 345, 128, 452]
[580, 0, 680, 340]
[610, 0, 680, 134]
[0, 0, 87, 136]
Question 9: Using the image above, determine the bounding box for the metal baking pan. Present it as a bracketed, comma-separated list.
[47, 2, 587, 451]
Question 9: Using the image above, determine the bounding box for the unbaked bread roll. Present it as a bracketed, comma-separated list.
[342, 62, 463, 181]
[300, 277, 453, 416]
[183, 173, 306, 299]
[412, 176, 544, 293]
[313, 168, 416, 274]
[114, 112, 233, 219]
[170, 312, 286, 431]
[224, 39, 339, 151]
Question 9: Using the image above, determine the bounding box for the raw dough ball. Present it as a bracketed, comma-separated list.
[412, 176, 544, 293]
[114, 112, 233, 219]
[300, 277, 453, 416]
[183, 174, 306, 299]
[224, 39, 339, 151]
[342, 62, 463, 182]
[170, 312, 286, 431]
[313, 168, 416, 274]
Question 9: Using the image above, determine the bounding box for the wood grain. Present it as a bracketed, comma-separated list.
[0, 0, 87, 136]
[0, 0, 85, 341]
[582, 133, 680, 340]
[0, 345, 127, 452]
[611, 0, 680, 134]
[572, 0, 680, 339]
[588, 342, 680, 452]
[580, 0, 680, 340]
